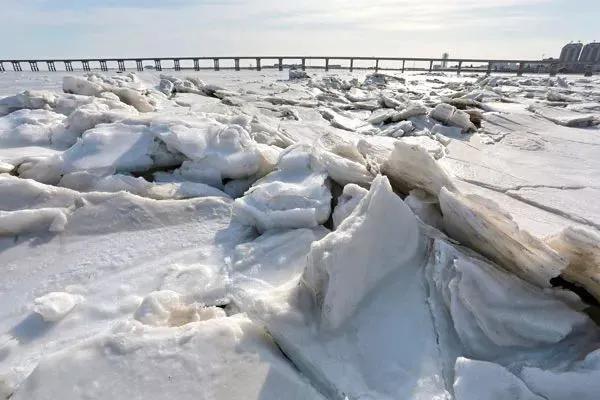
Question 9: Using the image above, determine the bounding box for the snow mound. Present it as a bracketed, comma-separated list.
[11, 315, 326, 400]
[33, 292, 83, 322]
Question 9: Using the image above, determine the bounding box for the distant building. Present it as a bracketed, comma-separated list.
[579, 42, 600, 64]
[441, 52, 449, 68]
[559, 42, 583, 63]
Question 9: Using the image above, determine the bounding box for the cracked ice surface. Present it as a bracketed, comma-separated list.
[0, 69, 600, 399]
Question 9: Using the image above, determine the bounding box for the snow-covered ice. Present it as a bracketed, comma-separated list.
[1, 69, 600, 399]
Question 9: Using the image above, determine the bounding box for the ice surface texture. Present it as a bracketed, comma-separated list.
[1, 70, 600, 400]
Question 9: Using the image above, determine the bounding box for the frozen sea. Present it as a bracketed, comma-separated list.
[0, 68, 600, 399]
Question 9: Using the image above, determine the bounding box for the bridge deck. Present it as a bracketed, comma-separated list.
[0, 56, 597, 76]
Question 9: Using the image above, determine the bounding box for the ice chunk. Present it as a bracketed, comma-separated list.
[346, 87, 376, 102]
[134, 290, 225, 327]
[0, 175, 80, 210]
[314, 149, 374, 187]
[0, 161, 14, 173]
[382, 140, 456, 195]
[258, 176, 447, 400]
[521, 349, 600, 400]
[454, 358, 544, 400]
[302, 175, 426, 331]
[319, 107, 366, 131]
[400, 135, 446, 159]
[63, 76, 104, 97]
[33, 292, 83, 322]
[368, 108, 396, 124]
[405, 188, 443, 229]
[11, 315, 327, 400]
[546, 226, 600, 302]
[429, 103, 476, 132]
[233, 145, 331, 232]
[430, 239, 588, 357]
[62, 100, 139, 146]
[229, 228, 328, 294]
[155, 121, 262, 184]
[18, 122, 173, 184]
[380, 120, 415, 137]
[62, 123, 157, 174]
[0, 109, 66, 147]
[332, 183, 368, 228]
[63, 75, 154, 112]
[392, 103, 427, 121]
[62, 173, 229, 200]
[439, 188, 567, 287]
[546, 90, 579, 103]
[528, 104, 598, 127]
[289, 69, 309, 80]
[0, 208, 70, 236]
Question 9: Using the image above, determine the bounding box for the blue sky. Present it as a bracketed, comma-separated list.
[1, 0, 598, 59]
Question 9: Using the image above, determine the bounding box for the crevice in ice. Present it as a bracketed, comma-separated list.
[459, 177, 600, 231]
[462, 178, 594, 192]
[550, 276, 599, 307]
[506, 191, 600, 231]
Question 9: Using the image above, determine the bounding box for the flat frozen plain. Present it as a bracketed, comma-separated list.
[0, 69, 600, 399]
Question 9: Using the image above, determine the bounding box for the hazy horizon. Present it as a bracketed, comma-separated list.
[1, 0, 598, 60]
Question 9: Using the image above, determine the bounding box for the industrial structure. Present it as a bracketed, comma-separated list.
[558, 42, 600, 73]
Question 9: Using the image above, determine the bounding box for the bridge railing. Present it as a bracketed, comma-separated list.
[0, 57, 597, 76]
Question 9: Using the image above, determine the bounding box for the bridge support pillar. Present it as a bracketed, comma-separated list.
[64, 61, 73, 72]
[278, 58, 283, 71]
[402, 60, 405, 73]
[213, 58, 220, 71]
[349, 58, 353, 72]
[154, 59, 162, 71]
[100, 60, 108, 72]
[0, 62, 4, 72]
[82, 60, 90, 72]
[136, 60, 143, 71]
[376, 59, 379, 72]
[12, 61, 22, 72]
[429, 60, 433, 73]
[174, 59, 181, 71]
[47, 61, 56, 72]
[29, 61, 39, 72]
[457, 61, 462, 75]
[517, 62, 525, 76]
[486, 61, 492, 76]
[301, 58, 306, 71]
[117, 60, 126, 72]
[193, 59, 200, 71]
[235, 58, 240, 71]
[325, 58, 329, 71]
[256, 58, 261, 71]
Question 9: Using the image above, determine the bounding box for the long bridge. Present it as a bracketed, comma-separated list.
[0, 56, 597, 76]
